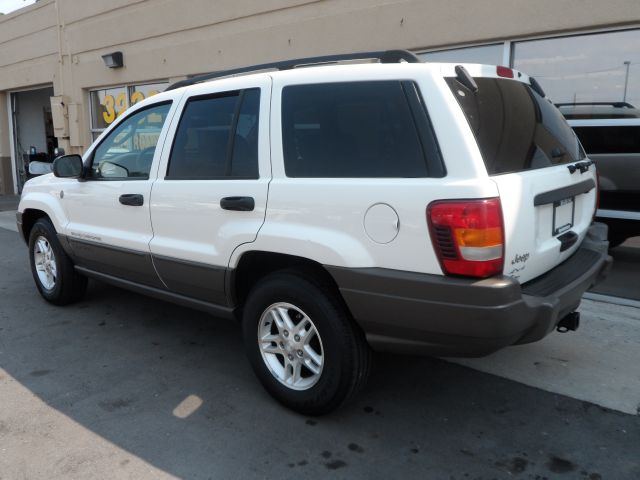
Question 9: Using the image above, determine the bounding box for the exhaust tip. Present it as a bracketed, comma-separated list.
[557, 312, 580, 333]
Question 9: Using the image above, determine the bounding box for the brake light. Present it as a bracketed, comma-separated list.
[496, 66, 514, 78]
[427, 198, 505, 278]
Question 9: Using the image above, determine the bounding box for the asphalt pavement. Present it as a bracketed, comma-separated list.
[0, 195, 19, 212]
[589, 237, 640, 301]
[1, 225, 639, 479]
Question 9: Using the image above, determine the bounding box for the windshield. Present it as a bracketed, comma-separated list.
[446, 77, 585, 175]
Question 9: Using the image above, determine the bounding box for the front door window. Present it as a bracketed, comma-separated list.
[89, 102, 171, 180]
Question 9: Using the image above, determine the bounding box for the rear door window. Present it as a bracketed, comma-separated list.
[281, 81, 443, 178]
[167, 88, 260, 179]
[446, 77, 585, 175]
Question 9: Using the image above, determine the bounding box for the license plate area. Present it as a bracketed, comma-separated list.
[553, 197, 575, 236]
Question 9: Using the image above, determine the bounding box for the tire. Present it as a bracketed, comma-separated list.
[28, 218, 87, 305]
[242, 269, 371, 415]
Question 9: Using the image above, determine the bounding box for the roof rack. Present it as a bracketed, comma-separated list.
[166, 49, 421, 91]
[555, 102, 636, 109]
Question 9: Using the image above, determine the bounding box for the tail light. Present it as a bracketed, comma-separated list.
[427, 198, 504, 278]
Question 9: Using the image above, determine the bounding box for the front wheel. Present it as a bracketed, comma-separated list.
[28, 218, 87, 305]
[242, 270, 370, 415]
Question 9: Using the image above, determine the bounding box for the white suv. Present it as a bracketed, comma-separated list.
[17, 51, 611, 414]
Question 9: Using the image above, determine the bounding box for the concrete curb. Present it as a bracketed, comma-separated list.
[583, 292, 640, 309]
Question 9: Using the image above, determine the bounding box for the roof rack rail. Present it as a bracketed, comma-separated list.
[166, 49, 420, 91]
[555, 102, 636, 109]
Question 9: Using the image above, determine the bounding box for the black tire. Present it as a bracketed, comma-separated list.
[242, 269, 371, 415]
[28, 218, 87, 305]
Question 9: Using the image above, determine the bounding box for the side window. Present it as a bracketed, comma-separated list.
[167, 88, 260, 179]
[281, 81, 437, 178]
[90, 102, 171, 180]
[573, 126, 640, 154]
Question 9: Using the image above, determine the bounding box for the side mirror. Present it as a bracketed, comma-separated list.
[52, 154, 84, 179]
[28, 161, 53, 176]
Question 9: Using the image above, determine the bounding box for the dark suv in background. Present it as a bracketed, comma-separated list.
[558, 102, 640, 247]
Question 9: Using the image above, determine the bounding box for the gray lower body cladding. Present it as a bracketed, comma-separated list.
[65, 236, 164, 289]
[326, 237, 612, 358]
[54, 226, 611, 358]
[58, 235, 233, 317]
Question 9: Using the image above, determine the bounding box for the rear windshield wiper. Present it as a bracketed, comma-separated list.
[567, 160, 595, 174]
[454, 65, 478, 93]
[529, 77, 546, 97]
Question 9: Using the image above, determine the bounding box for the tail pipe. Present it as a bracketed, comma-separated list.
[556, 312, 580, 333]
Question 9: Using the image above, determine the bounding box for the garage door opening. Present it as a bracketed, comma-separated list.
[10, 86, 57, 193]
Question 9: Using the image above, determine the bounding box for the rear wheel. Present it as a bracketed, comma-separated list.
[28, 218, 87, 305]
[242, 270, 370, 415]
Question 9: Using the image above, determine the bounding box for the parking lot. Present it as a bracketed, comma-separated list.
[1, 203, 639, 479]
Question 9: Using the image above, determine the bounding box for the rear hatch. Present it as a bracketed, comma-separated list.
[444, 65, 597, 284]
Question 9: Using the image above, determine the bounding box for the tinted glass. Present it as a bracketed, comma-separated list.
[90, 102, 171, 179]
[559, 105, 640, 120]
[446, 77, 584, 175]
[231, 89, 260, 178]
[573, 126, 640, 154]
[168, 89, 260, 179]
[282, 81, 429, 178]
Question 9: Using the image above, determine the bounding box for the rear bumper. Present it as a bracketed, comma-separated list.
[327, 225, 612, 357]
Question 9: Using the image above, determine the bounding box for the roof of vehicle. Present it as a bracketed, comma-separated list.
[166, 50, 422, 91]
[557, 102, 640, 119]
[164, 49, 532, 94]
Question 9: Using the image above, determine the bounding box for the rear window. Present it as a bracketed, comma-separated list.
[446, 77, 585, 175]
[573, 126, 640, 154]
[281, 81, 443, 178]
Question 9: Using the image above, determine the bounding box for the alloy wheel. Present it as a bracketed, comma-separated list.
[257, 302, 324, 391]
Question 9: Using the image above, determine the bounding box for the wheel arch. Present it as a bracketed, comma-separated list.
[19, 194, 67, 243]
[228, 251, 346, 311]
[21, 208, 53, 244]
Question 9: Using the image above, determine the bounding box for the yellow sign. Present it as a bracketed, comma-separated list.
[101, 90, 160, 125]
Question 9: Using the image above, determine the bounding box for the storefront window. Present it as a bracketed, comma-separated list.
[90, 86, 128, 131]
[513, 29, 640, 106]
[130, 83, 167, 105]
[90, 82, 168, 139]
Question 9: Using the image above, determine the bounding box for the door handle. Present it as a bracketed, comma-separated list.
[220, 196, 255, 211]
[119, 194, 144, 206]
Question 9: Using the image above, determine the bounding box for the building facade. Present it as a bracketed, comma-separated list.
[1, 0, 639, 194]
